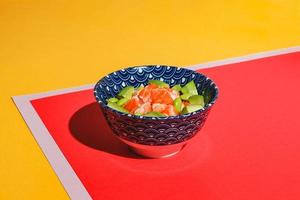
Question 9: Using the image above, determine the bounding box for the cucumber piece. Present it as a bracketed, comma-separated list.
[180, 93, 192, 100]
[188, 95, 205, 107]
[107, 102, 129, 113]
[144, 111, 166, 117]
[148, 80, 169, 88]
[107, 97, 119, 103]
[181, 80, 198, 95]
[174, 97, 182, 112]
[181, 105, 203, 114]
[117, 98, 129, 106]
[118, 86, 135, 99]
[172, 84, 182, 92]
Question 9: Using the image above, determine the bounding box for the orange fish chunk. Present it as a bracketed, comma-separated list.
[151, 88, 174, 105]
[152, 103, 167, 112]
[135, 102, 152, 115]
[124, 96, 140, 113]
[138, 84, 158, 103]
[162, 105, 178, 116]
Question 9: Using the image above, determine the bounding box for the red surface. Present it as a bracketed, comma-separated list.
[31, 52, 300, 200]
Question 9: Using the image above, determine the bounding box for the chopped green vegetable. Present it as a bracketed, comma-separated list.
[181, 80, 198, 95]
[180, 93, 192, 100]
[188, 95, 205, 107]
[118, 86, 135, 99]
[144, 111, 166, 117]
[117, 98, 129, 106]
[107, 102, 129, 113]
[107, 97, 119, 103]
[174, 97, 182, 112]
[148, 80, 169, 88]
[182, 105, 203, 114]
[172, 84, 182, 92]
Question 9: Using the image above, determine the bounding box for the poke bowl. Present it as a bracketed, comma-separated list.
[94, 65, 218, 158]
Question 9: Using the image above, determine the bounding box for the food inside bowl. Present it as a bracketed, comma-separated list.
[106, 80, 205, 117]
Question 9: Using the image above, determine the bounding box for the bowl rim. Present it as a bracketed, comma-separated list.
[94, 65, 219, 120]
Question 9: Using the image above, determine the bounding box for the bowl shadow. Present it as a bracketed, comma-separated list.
[69, 102, 143, 159]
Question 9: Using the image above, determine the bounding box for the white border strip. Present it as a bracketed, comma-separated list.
[12, 46, 300, 200]
[12, 84, 94, 200]
[16, 84, 94, 100]
[187, 46, 300, 70]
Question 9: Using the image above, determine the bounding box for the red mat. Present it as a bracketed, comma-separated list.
[31, 52, 300, 200]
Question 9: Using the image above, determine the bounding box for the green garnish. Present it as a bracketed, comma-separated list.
[144, 111, 166, 117]
[107, 97, 119, 103]
[181, 80, 198, 95]
[188, 95, 205, 107]
[118, 86, 135, 99]
[181, 105, 203, 114]
[180, 93, 192, 100]
[174, 97, 182, 112]
[148, 80, 169, 88]
[117, 98, 129, 106]
[172, 84, 182, 92]
[107, 102, 129, 113]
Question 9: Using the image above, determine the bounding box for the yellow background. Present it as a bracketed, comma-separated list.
[1, 0, 299, 199]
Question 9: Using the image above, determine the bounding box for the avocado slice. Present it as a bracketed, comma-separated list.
[174, 97, 182, 112]
[181, 105, 203, 114]
[148, 80, 169, 88]
[144, 111, 166, 117]
[181, 80, 198, 95]
[107, 97, 119, 103]
[172, 84, 182, 92]
[107, 102, 129, 113]
[180, 93, 192, 100]
[188, 95, 205, 107]
[117, 97, 129, 106]
[118, 86, 135, 99]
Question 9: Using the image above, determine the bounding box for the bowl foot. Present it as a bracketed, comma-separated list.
[120, 138, 186, 158]
[129, 146, 182, 158]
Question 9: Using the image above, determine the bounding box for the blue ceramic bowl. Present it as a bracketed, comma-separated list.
[94, 65, 218, 158]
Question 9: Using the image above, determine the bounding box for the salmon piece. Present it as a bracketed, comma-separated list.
[162, 105, 178, 116]
[169, 90, 180, 100]
[151, 88, 173, 105]
[124, 96, 140, 113]
[138, 84, 158, 103]
[135, 102, 152, 115]
[152, 103, 178, 116]
[148, 84, 159, 89]
[152, 103, 167, 112]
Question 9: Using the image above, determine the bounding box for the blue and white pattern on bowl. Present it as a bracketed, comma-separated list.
[94, 65, 218, 146]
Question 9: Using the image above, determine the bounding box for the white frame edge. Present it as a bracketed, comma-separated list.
[187, 46, 300, 70]
[12, 46, 300, 200]
[12, 84, 94, 200]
